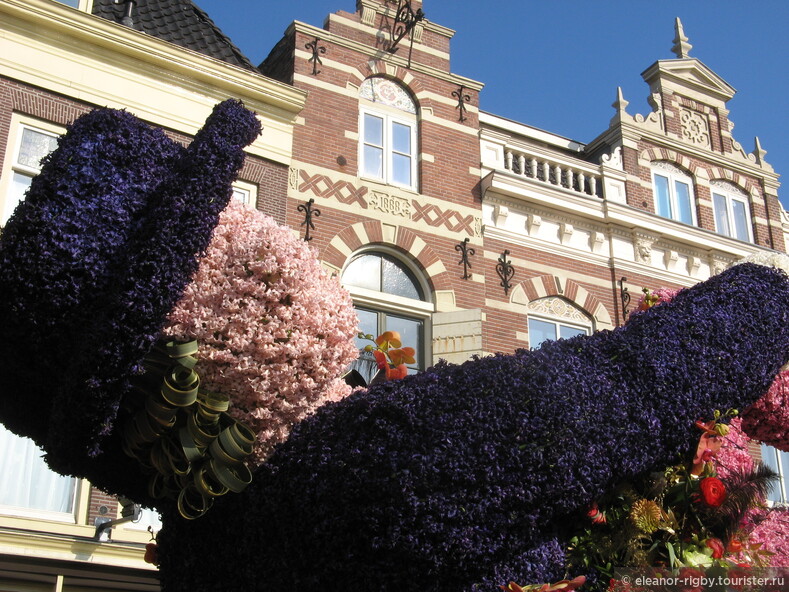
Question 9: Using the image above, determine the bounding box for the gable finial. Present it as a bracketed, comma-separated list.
[754, 136, 767, 165]
[613, 86, 629, 112]
[671, 17, 693, 58]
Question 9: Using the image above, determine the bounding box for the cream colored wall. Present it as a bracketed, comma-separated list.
[0, 0, 305, 165]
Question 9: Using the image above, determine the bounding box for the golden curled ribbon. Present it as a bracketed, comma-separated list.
[122, 338, 256, 519]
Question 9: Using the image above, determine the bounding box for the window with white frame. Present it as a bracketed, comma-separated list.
[710, 179, 752, 242]
[359, 77, 417, 190]
[651, 162, 696, 226]
[342, 250, 432, 384]
[761, 444, 788, 504]
[1, 119, 61, 227]
[0, 424, 78, 519]
[527, 296, 592, 349]
[232, 180, 258, 209]
[51, 0, 94, 12]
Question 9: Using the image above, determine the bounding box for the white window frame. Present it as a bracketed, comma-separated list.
[359, 107, 417, 191]
[651, 162, 696, 226]
[51, 0, 93, 11]
[232, 180, 258, 209]
[710, 180, 753, 242]
[0, 425, 83, 523]
[0, 115, 63, 227]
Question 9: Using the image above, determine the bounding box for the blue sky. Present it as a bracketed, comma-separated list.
[196, 0, 789, 210]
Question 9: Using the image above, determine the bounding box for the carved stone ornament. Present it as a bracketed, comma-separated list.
[680, 108, 711, 148]
[527, 296, 589, 324]
[601, 146, 623, 170]
[288, 167, 300, 190]
[368, 191, 411, 218]
[633, 233, 659, 264]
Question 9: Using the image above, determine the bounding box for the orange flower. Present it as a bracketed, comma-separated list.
[388, 347, 416, 366]
[375, 331, 402, 350]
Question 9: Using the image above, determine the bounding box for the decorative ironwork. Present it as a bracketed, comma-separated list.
[305, 37, 326, 76]
[297, 198, 321, 241]
[455, 237, 475, 279]
[619, 276, 631, 317]
[388, 0, 425, 67]
[452, 85, 471, 122]
[496, 250, 515, 296]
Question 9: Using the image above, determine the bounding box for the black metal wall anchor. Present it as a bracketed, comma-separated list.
[452, 85, 471, 122]
[619, 276, 631, 318]
[388, 0, 424, 67]
[496, 250, 515, 296]
[297, 198, 321, 241]
[455, 237, 475, 279]
[305, 37, 326, 76]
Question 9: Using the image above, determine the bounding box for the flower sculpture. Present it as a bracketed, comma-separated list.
[0, 100, 260, 489]
[162, 200, 359, 464]
[156, 259, 789, 591]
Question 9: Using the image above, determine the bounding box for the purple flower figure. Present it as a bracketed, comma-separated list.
[0, 100, 260, 484]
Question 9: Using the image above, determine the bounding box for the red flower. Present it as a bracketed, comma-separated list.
[587, 502, 606, 524]
[698, 476, 727, 507]
[705, 537, 725, 559]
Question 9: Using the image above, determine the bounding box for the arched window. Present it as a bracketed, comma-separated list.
[527, 296, 593, 349]
[710, 180, 753, 242]
[358, 77, 418, 190]
[651, 161, 695, 225]
[342, 250, 432, 383]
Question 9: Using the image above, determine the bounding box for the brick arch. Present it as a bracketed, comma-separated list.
[707, 167, 760, 197]
[510, 274, 612, 327]
[321, 220, 452, 294]
[640, 148, 700, 177]
[346, 60, 426, 104]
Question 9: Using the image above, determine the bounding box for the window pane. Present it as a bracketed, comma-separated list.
[385, 313, 422, 371]
[343, 255, 382, 291]
[559, 325, 586, 340]
[381, 256, 422, 300]
[354, 309, 379, 347]
[391, 153, 412, 186]
[731, 199, 750, 241]
[232, 187, 250, 205]
[0, 424, 76, 514]
[17, 128, 58, 171]
[674, 180, 693, 224]
[528, 318, 557, 349]
[761, 445, 787, 503]
[392, 122, 411, 154]
[654, 175, 671, 219]
[363, 114, 383, 146]
[4, 172, 32, 226]
[54, 0, 80, 7]
[363, 146, 383, 178]
[712, 193, 730, 237]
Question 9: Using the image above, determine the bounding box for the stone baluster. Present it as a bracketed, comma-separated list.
[529, 158, 537, 178]
[505, 150, 513, 172]
[518, 154, 526, 177]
